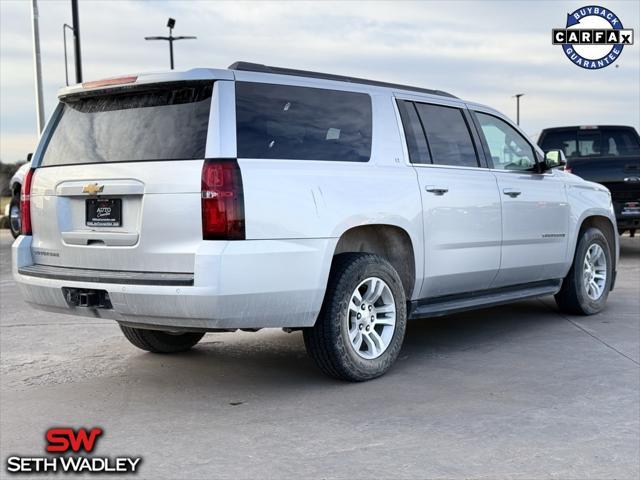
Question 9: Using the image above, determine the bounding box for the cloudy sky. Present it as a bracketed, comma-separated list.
[1, 0, 639, 163]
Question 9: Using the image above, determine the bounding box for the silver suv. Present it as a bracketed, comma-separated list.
[13, 62, 619, 381]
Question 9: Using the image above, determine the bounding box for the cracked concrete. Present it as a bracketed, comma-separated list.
[0, 230, 638, 479]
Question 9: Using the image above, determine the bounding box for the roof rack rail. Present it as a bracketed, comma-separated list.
[228, 61, 457, 99]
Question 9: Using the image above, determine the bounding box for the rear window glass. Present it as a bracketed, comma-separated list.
[236, 82, 372, 162]
[540, 128, 640, 158]
[40, 81, 213, 166]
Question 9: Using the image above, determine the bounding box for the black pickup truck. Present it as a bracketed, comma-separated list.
[538, 125, 640, 236]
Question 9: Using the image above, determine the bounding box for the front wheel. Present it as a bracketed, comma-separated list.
[303, 253, 407, 382]
[555, 227, 612, 315]
[120, 325, 204, 353]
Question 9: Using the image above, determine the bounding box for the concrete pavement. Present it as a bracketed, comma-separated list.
[1, 230, 638, 479]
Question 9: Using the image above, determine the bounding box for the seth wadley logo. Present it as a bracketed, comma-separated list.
[5, 427, 142, 474]
[553, 5, 634, 69]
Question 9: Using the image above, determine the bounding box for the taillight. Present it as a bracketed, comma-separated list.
[20, 168, 35, 235]
[201, 159, 245, 240]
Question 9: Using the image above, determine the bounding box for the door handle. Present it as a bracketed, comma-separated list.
[503, 188, 521, 198]
[425, 186, 449, 195]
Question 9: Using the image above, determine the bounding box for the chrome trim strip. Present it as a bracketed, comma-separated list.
[18, 264, 194, 286]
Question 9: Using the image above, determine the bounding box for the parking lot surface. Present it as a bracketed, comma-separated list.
[1, 230, 638, 479]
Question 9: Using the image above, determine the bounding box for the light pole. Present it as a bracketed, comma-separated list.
[514, 93, 525, 126]
[30, 0, 44, 134]
[71, 0, 82, 83]
[145, 18, 196, 70]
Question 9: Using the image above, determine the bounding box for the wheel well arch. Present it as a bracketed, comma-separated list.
[333, 224, 416, 299]
[577, 215, 616, 269]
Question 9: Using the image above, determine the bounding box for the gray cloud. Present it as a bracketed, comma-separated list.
[1, 0, 638, 162]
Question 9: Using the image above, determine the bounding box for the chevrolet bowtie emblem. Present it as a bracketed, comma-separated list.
[82, 183, 104, 195]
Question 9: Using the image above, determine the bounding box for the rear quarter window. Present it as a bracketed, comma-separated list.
[397, 100, 431, 164]
[235, 82, 372, 162]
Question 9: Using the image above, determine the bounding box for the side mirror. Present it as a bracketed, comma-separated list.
[544, 149, 567, 169]
[26, 152, 33, 162]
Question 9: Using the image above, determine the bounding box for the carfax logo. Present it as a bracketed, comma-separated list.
[552, 5, 634, 69]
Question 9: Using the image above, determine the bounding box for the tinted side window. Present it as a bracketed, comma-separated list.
[475, 112, 536, 171]
[236, 82, 372, 162]
[397, 100, 430, 164]
[415, 103, 478, 167]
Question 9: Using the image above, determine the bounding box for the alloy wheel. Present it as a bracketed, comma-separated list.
[346, 277, 396, 359]
[583, 243, 607, 300]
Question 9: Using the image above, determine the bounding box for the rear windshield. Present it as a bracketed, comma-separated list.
[236, 82, 372, 162]
[539, 128, 640, 158]
[40, 81, 213, 167]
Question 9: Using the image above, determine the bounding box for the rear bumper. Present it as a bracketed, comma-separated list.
[615, 213, 640, 231]
[12, 235, 336, 330]
[614, 199, 640, 231]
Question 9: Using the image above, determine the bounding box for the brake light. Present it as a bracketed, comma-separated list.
[201, 160, 245, 240]
[20, 168, 35, 235]
[82, 76, 137, 89]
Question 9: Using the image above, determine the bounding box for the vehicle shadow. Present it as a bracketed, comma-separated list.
[114, 237, 638, 393]
[119, 298, 561, 393]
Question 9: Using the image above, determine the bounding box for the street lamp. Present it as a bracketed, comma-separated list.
[30, 0, 44, 133]
[514, 93, 525, 126]
[145, 18, 196, 70]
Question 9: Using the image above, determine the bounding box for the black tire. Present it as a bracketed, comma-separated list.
[9, 196, 20, 238]
[303, 253, 407, 382]
[119, 325, 204, 353]
[555, 227, 612, 315]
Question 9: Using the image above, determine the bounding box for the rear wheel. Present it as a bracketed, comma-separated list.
[555, 227, 612, 315]
[119, 325, 204, 353]
[303, 253, 407, 381]
[9, 196, 20, 238]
